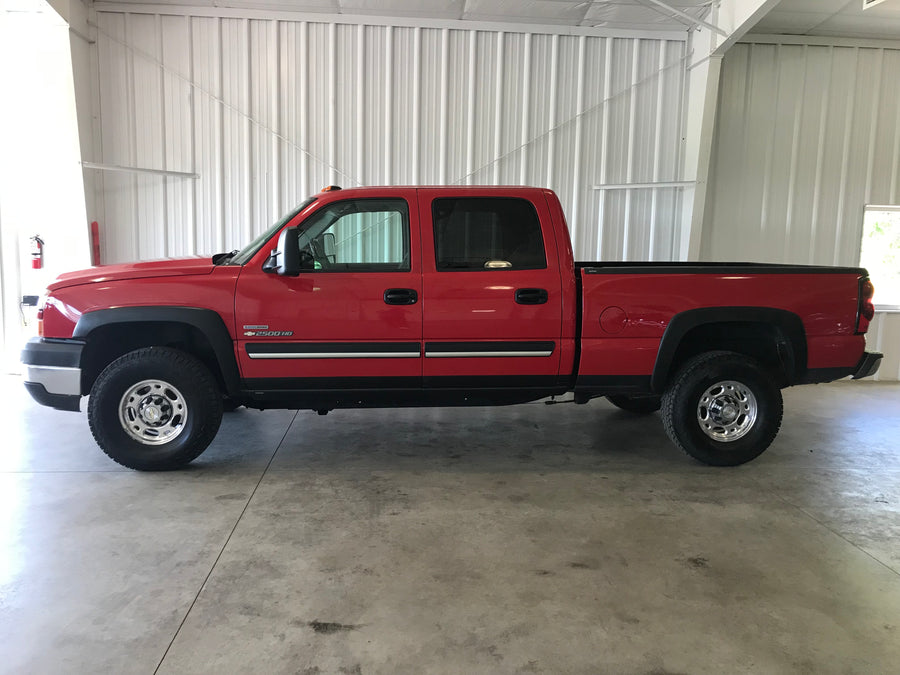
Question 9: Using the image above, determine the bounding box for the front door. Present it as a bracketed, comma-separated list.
[235, 190, 423, 391]
[418, 189, 563, 389]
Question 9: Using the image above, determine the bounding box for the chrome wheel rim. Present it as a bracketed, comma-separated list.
[696, 380, 757, 442]
[119, 379, 187, 445]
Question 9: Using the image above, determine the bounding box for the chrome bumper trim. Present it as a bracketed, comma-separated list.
[25, 365, 82, 396]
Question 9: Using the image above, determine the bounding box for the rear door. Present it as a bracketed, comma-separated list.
[418, 189, 563, 388]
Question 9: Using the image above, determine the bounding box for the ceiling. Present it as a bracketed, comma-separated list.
[85, 0, 900, 39]
[750, 0, 900, 40]
[92, 0, 715, 32]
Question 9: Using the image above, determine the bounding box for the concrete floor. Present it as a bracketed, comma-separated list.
[1, 377, 899, 674]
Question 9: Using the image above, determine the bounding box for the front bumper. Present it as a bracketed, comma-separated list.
[21, 338, 84, 412]
[851, 351, 883, 380]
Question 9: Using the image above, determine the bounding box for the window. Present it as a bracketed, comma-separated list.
[297, 198, 410, 272]
[230, 197, 317, 265]
[432, 197, 546, 271]
[860, 206, 900, 308]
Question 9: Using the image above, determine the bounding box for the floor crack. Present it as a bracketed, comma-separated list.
[752, 476, 900, 579]
[152, 410, 299, 674]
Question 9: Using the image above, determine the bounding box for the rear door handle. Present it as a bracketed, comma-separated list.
[515, 288, 548, 305]
[384, 288, 418, 305]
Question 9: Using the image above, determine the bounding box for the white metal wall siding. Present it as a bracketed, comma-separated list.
[703, 40, 900, 381]
[704, 42, 900, 265]
[868, 312, 900, 382]
[92, 11, 687, 265]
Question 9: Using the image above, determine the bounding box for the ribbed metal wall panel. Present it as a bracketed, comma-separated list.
[704, 40, 900, 380]
[867, 312, 900, 382]
[704, 42, 900, 265]
[93, 11, 686, 265]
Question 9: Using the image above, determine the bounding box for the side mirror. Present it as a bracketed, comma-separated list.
[262, 227, 300, 276]
[320, 232, 336, 263]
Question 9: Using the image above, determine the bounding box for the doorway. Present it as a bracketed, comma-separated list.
[0, 0, 90, 371]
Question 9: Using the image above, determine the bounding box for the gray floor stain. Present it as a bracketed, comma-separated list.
[308, 621, 360, 634]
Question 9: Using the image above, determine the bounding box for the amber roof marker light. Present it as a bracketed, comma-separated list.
[321, 185, 342, 192]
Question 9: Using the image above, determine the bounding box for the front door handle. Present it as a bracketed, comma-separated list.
[384, 288, 418, 305]
[515, 288, 548, 305]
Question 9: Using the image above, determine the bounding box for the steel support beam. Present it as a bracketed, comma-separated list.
[713, 0, 783, 54]
[81, 162, 199, 179]
[674, 1, 783, 259]
[678, 28, 722, 260]
[638, 0, 728, 36]
[593, 181, 696, 190]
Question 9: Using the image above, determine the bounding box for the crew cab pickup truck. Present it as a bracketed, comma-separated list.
[22, 186, 882, 470]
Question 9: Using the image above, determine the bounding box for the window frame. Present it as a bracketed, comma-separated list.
[860, 204, 900, 311]
[431, 196, 548, 272]
[295, 197, 412, 273]
[230, 197, 317, 266]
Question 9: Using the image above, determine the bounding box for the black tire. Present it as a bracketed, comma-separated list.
[607, 394, 661, 414]
[88, 347, 223, 470]
[661, 351, 783, 466]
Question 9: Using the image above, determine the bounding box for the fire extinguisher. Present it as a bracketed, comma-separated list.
[30, 235, 45, 270]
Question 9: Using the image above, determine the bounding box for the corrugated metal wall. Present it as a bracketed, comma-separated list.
[703, 39, 900, 380]
[867, 312, 900, 382]
[91, 10, 687, 265]
[703, 42, 900, 266]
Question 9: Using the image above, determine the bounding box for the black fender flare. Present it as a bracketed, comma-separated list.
[73, 306, 240, 396]
[650, 306, 807, 392]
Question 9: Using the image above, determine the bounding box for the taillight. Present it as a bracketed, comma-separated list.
[36, 294, 47, 337]
[856, 277, 875, 334]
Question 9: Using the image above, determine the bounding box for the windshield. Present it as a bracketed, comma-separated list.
[228, 197, 317, 265]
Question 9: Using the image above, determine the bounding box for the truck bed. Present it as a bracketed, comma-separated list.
[576, 261, 866, 275]
[574, 262, 867, 395]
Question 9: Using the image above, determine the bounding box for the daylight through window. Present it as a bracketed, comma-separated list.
[860, 206, 900, 309]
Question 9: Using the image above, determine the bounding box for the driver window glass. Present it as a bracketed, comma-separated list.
[297, 198, 410, 272]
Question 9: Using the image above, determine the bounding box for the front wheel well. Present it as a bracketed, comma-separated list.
[80, 322, 226, 395]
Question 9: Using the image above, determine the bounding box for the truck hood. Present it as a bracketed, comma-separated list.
[47, 258, 216, 291]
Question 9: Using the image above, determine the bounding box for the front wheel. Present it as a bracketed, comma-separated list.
[88, 347, 224, 470]
[661, 351, 783, 466]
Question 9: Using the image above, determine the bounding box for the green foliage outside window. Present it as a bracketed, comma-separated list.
[860, 208, 900, 308]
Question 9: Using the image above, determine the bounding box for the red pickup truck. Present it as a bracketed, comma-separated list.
[22, 186, 881, 470]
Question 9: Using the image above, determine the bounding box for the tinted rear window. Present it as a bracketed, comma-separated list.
[432, 197, 546, 271]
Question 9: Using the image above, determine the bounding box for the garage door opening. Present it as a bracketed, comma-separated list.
[0, 0, 90, 372]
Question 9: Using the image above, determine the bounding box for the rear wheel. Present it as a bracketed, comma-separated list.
[88, 347, 223, 470]
[661, 351, 782, 466]
[607, 394, 661, 414]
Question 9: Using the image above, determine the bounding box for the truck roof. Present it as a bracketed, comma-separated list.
[312, 185, 549, 195]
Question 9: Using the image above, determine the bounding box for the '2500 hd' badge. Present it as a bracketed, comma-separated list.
[244, 330, 293, 337]
[243, 324, 293, 337]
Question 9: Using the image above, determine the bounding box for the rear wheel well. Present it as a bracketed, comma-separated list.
[80, 322, 226, 395]
[661, 321, 798, 390]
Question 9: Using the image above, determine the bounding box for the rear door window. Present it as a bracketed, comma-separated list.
[432, 197, 547, 271]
